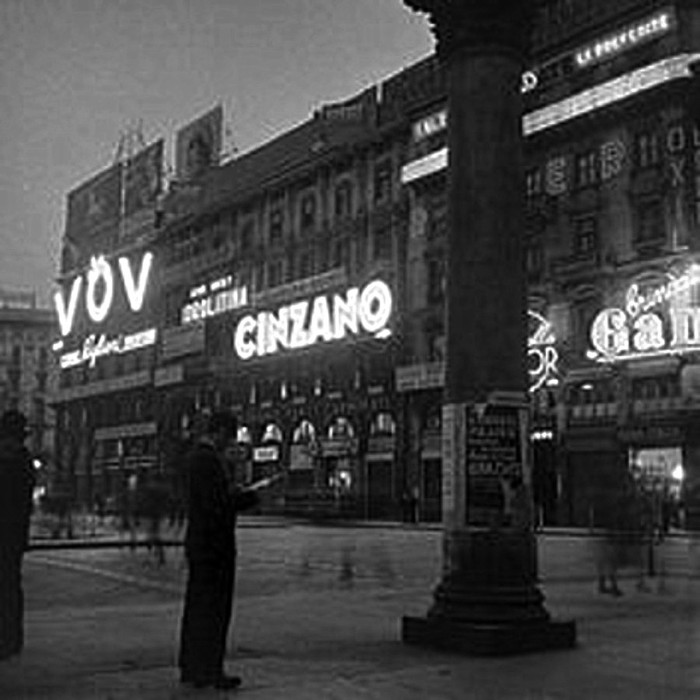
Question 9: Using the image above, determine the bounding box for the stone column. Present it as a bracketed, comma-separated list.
[400, 0, 576, 654]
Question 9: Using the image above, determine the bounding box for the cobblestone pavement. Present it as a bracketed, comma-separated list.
[1, 522, 698, 699]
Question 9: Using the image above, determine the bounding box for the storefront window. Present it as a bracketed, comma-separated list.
[629, 446, 685, 529]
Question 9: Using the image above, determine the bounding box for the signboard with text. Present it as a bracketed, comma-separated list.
[466, 405, 524, 528]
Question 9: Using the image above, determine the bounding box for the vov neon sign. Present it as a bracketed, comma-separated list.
[234, 280, 392, 360]
[588, 265, 700, 363]
[54, 252, 153, 337]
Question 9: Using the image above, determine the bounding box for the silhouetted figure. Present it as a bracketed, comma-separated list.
[0, 410, 35, 660]
[178, 411, 260, 690]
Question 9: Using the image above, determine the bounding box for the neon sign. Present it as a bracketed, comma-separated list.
[234, 280, 392, 360]
[181, 274, 248, 325]
[412, 72, 538, 143]
[588, 267, 700, 364]
[54, 251, 153, 337]
[401, 53, 700, 185]
[574, 10, 674, 69]
[528, 310, 559, 393]
[59, 328, 157, 369]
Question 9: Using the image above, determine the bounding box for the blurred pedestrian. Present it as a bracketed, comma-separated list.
[178, 410, 274, 690]
[591, 487, 622, 596]
[140, 472, 169, 565]
[0, 410, 36, 660]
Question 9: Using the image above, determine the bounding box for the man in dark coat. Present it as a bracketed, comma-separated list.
[178, 410, 260, 690]
[0, 410, 35, 660]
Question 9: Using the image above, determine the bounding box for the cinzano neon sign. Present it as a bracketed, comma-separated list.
[54, 251, 153, 337]
[588, 266, 700, 363]
[234, 280, 392, 360]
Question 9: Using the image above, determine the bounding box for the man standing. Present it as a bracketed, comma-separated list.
[178, 410, 265, 690]
[0, 410, 35, 660]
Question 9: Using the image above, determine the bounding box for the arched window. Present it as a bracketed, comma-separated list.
[236, 425, 252, 444]
[328, 416, 355, 439]
[262, 422, 283, 443]
[424, 404, 441, 432]
[292, 419, 317, 445]
[370, 411, 396, 436]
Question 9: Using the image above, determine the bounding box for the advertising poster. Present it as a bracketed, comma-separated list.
[65, 163, 121, 241]
[465, 404, 526, 528]
[124, 139, 163, 219]
[175, 105, 223, 181]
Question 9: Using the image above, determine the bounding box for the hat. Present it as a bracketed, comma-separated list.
[0, 409, 29, 440]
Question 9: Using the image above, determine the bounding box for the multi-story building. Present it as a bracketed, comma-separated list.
[53, 0, 700, 528]
[0, 288, 56, 463]
[52, 142, 163, 506]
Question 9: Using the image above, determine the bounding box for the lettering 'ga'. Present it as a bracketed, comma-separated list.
[54, 252, 153, 337]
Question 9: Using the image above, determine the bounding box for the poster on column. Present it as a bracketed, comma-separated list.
[465, 405, 524, 528]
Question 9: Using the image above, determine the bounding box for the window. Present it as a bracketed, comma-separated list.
[427, 258, 445, 303]
[373, 161, 392, 203]
[331, 239, 347, 269]
[370, 412, 396, 436]
[268, 259, 283, 288]
[573, 216, 598, 256]
[374, 226, 392, 260]
[240, 220, 254, 254]
[255, 262, 265, 291]
[355, 229, 368, 271]
[636, 199, 665, 246]
[575, 151, 598, 188]
[298, 251, 314, 279]
[300, 192, 316, 231]
[335, 181, 353, 218]
[269, 208, 283, 244]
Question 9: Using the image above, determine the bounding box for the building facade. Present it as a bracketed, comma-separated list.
[0, 288, 56, 464]
[53, 0, 700, 527]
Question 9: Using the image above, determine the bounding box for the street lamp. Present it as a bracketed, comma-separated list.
[400, 0, 576, 654]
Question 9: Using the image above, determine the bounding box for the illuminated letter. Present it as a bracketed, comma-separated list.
[358, 280, 392, 334]
[119, 251, 153, 312]
[590, 308, 629, 359]
[307, 296, 333, 345]
[632, 313, 665, 352]
[289, 301, 310, 348]
[257, 312, 268, 357]
[670, 307, 700, 347]
[528, 345, 559, 393]
[333, 288, 359, 339]
[85, 256, 114, 324]
[600, 139, 626, 181]
[667, 124, 686, 154]
[266, 306, 290, 354]
[54, 276, 83, 337]
[234, 315, 257, 360]
[545, 156, 568, 196]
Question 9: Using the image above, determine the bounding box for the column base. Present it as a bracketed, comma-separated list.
[401, 615, 576, 656]
[400, 529, 577, 655]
